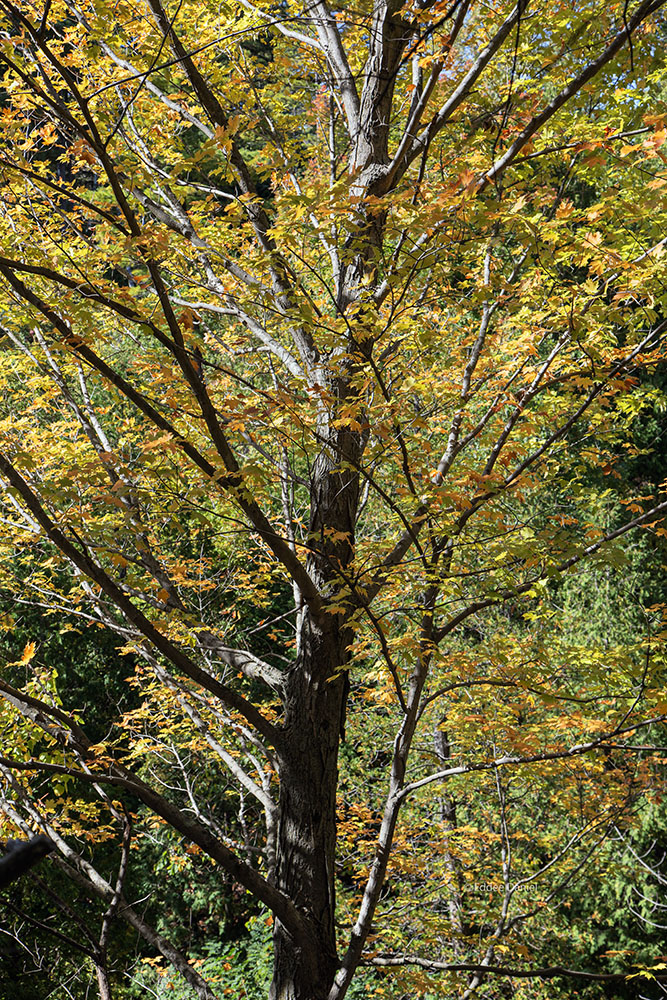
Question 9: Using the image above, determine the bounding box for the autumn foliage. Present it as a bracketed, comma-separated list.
[0, 1, 666, 998]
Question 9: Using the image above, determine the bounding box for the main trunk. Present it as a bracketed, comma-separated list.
[269, 618, 349, 1000]
[270, 442, 359, 999]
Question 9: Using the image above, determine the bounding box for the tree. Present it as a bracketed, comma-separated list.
[0, 1, 666, 997]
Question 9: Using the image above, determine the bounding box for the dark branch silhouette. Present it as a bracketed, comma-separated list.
[0, 836, 54, 888]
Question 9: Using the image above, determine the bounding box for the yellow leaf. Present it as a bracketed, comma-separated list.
[19, 641, 37, 664]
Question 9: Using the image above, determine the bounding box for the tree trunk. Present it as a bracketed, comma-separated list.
[270, 616, 348, 999]
[265, 301, 365, 997]
[95, 961, 113, 1000]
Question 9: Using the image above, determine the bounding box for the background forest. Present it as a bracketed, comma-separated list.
[0, 1, 666, 999]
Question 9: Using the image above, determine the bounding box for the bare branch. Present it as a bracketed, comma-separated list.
[365, 955, 667, 982]
[399, 714, 667, 799]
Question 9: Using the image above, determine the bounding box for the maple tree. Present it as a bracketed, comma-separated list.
[0, 0, 667, 997]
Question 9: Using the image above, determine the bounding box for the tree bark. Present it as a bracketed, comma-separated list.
[270, 437, 360, 998]
[95, 962, 113, 1000]
[270, 617, 349, 999]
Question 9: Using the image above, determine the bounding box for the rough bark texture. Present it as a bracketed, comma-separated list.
[269, 433, 361, 998]
[270, 631, 347, 998]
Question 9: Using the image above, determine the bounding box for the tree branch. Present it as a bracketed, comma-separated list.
[478, 0, 667, 191]
[0, 454, 284, 747]
[365, 955, 667, 981]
